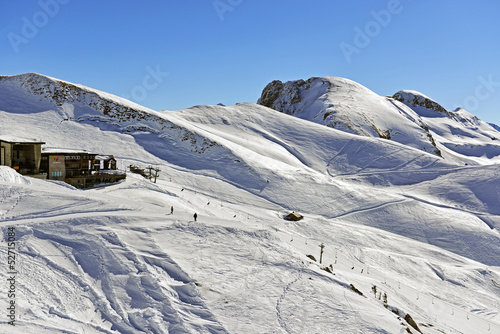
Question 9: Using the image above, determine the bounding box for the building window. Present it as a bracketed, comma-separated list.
[51, 171, 63, 178]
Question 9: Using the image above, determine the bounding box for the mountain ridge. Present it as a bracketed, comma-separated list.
[258, 76, 500, 165]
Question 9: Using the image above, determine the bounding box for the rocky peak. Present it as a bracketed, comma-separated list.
[257, 77, 328, 114]
[392, 90, 448, 114]
[257, 80, 284, 109]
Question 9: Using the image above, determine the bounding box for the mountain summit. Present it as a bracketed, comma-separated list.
[258, 76, 500, 165]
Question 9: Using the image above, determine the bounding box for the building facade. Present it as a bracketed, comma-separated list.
[40, 149, 124, 188]
[0, 136, 45, 175]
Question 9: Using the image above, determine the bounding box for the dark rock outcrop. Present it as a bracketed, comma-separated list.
[392, 90, 447, 114]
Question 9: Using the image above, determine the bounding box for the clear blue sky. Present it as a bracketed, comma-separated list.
[1, 0, 500, 124]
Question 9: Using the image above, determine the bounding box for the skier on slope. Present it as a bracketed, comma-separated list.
[193, 213, 198, 222]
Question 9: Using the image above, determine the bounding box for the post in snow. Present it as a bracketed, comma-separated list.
[319, 243, 325, 264]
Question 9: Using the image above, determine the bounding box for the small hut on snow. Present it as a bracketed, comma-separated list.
[285, 212, 303, 221]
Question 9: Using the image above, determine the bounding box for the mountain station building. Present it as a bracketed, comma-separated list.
[40, 148, 125, 188]
[0, 136, 45, 176]
[0, 136, 125, 188]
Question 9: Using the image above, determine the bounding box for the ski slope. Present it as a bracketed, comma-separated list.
[0, 73, 499, 333]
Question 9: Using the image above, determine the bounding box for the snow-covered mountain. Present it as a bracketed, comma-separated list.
[1, 73, 499, 333]
[258, 77, 500, 165]
[489, 122, 500, 132]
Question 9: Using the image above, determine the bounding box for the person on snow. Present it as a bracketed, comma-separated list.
[171, 206, 174, 214]
[193, 213, 198, 222]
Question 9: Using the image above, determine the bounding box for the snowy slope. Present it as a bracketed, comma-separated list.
[258, 77, 500, 165]
[0, 73, 499, 333]
[488, 122, 500, 132]
[166, 103, 500, 265]
[393, 90, 500, 165]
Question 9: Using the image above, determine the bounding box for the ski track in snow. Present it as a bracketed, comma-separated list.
[401, 193, 500, 225]
[0, 187, 24, 218]
[275, 268, 304, 334]
[1, 212, 230, 333]
[332, 198, 410, 220]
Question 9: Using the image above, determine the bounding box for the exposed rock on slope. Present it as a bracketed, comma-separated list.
[392, 90, 447, 114]
[258, 77, 328, 114]
[0, 73, 221, 155]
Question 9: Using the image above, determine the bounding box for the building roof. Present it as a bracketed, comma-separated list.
[285, 211, 303, 221]
[95, 155, 115, 161]
[0, 135, 45, 144]
[42, 147, 96, 155]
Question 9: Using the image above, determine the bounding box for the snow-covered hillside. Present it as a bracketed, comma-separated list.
[0, 73, 499, 333]
[258, 76, 500, 165]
